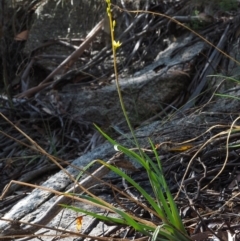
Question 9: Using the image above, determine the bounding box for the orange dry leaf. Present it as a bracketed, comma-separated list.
[169, 144, 193, 152]
[14, 30, 29, 41]
[76, 216, 83, 231]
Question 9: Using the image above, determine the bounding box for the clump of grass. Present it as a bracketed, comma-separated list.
[62, 1, 191, 240]
[63, 125, 191, 240]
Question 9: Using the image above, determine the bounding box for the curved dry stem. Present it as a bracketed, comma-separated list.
[174, 123, 238, 199]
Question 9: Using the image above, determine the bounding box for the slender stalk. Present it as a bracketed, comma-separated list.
[105, 1, 142, 154]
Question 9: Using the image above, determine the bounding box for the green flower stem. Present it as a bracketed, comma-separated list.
[106, 0, 142, 155]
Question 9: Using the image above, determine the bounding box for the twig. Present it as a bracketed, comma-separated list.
[16, 19, 104, 98]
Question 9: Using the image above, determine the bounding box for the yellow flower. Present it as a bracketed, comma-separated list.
[113, 40, 122, 49]
[107, 7, 111, 16]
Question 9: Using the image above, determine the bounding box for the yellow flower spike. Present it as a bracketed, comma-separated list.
[106, 0, 111, 16]
[105, 0, 139, 157]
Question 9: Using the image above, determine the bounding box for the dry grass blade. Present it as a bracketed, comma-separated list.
[174, 118, 240, 200]
[0, 112, 76, 185]
[201, 116, 240, 190]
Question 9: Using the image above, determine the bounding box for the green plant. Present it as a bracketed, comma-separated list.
[209, 74, 240, 99]
[194, 0, 238, 11]
[219, 0, 238, 11]
[62, 126, 191, 240]
[190, 10, 208, 30]
[61, 1, 191, 240]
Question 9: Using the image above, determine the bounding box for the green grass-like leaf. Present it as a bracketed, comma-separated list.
[63, 125, 191, 240]
[62, 1, 192, 239]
